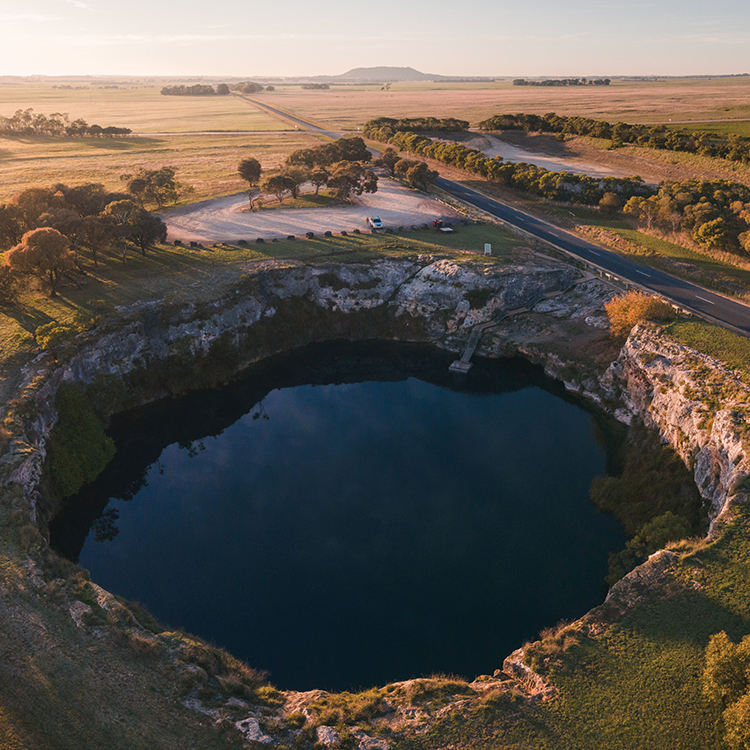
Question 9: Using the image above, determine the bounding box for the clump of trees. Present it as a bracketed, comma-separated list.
[363, 116, 469, 142]
[231, 82, 265, 94]
[0, 109, 131, 137]
[160, 84, 230, 96]
[374, 147, 439, 189]
[622, 179, 750, 256]
[0, 180, 171, 296]
[242, 137, 378, 206]
[603, 290, 676, 339]
[512, 78, 610, 86]
[121, 166, 192, 209]
[301, 83, 329, 90]
[478, 112, 750, 164]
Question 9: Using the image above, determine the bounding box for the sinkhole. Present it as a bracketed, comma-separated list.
[50, 340, 626, 692]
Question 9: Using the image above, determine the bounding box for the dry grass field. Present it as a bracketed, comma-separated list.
[0, 83, 287, 132]
[255, 77, 750, 129]
[0, 131, 320, 203]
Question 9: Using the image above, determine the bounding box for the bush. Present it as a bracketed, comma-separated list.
[604, 290, 675, 339]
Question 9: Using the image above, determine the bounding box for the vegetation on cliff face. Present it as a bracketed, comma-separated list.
[47, 382, 115, 498]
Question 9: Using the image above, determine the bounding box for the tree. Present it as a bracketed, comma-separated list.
[4, 227, 75, 296]
[0, 265, 17, 307]
[326, 161, 378, 201]
[216, 83, 230, 95]
[309, 169, 329, 195]
[102, 200, 137, 260]
[599, 192, 622, 215]
[404, 161, 439, 190]
[79, 215, 115, 266]
[280, 167, 309, 199]
[0, 203, 25, 248]
[238, 158, 262, 188]
[374, 147, 400, 177]
[694, 216, 733, 251]
[121, 167, 180, 209]
[261, 174, 294, 204]
[128, 209, 167, 255]
[287, 148, 319, 170]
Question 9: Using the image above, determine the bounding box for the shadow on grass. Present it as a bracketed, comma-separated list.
[2, 304, 56, 334]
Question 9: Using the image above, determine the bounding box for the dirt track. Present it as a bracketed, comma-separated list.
[162, 179, 461, 243]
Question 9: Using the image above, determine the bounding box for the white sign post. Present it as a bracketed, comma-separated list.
[484, 243, 492, 256]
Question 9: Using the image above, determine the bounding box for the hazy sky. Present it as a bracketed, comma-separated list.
[0, 0, 748, 77]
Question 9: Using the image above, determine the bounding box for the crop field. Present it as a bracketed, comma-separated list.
[253, 76, 750, 130]
[0, 84, 288, 132]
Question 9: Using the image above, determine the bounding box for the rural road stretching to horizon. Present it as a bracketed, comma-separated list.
[241, 95, 750, 336]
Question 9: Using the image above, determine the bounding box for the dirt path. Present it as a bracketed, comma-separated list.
[162, 179, 461, 243]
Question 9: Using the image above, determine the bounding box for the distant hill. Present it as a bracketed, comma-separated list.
[335, 67, 434, 82]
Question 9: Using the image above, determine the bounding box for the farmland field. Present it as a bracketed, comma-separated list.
[0, 131, 320, 202]
[250, 76, 750, 130]
[0, 84, 288, 132]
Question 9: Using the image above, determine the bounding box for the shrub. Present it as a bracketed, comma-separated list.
[604, 290, 675, 339]
[35, 322, 79, 350]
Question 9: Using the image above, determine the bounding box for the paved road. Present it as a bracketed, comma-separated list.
[235, 96, 750, 335]
[436, 178, 750, 335]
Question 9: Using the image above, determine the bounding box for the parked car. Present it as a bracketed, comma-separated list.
[366, 216, 383, 229]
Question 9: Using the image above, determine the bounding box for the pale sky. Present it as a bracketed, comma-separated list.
[0, 0, 748, 77]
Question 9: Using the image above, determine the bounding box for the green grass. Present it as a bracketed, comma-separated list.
[568, 207, 750, 296]
[666, 319, 750, 380]
[254, 191, 342, 210]
[665, 121, 750, 138]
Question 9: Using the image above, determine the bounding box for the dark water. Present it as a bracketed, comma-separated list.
[51, 341, 626, 692]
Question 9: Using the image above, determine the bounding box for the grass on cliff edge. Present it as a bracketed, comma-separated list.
[0, 224, 520, 402]
[666, 319, 750, 384]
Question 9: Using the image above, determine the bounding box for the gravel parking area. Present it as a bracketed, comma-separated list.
[162, 179, 462, 243]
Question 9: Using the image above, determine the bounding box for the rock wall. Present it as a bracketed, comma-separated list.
[4, 255, 746, 531]
[603, 324, 750, 522]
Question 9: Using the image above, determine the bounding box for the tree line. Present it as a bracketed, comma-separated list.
[0, 176, 179, 298]
[301, 83, 329, 90]
[0, 109, 131, 137]
[621, 179, 750, 255]
[479, 112, 750, 164]
[161, 83, 230, 96]
[363, 116, 469, 142]
[237, 136, 379, 205]
[365, 117, 750, 255]
[364, 120, 653, 205]
[512, 78, 610, 86]
[231, 82, 275, 94]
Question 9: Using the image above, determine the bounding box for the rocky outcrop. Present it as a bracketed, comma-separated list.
[604, 324, 750, 521]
